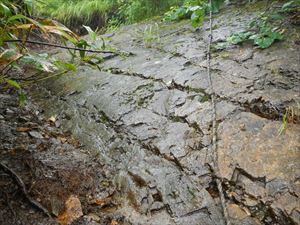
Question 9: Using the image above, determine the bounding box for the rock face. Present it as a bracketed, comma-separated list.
[31, 2, 300, 225]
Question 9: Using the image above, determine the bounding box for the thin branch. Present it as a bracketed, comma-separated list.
[23, 70, 69, 85]
[206, 1, 230, 225]
[4, 39, 126, 54]
[21, 25, 33, 53]
[0, 55, 24, 76]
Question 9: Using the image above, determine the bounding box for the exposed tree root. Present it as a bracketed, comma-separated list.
[0, 162, 51, 218]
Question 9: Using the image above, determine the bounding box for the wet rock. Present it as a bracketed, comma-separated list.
[266, 178, 291, 197]
[218, 112, 300, 222]
[179, 149, 210, 177]
[149, 201, 164, 212]
[28, 2, 300, 224]
[271, 192, 299, 216]
[176, 100, 237, 134]
[154, 122, 201, 158]
[218, 112, 300, 182]
[121, 108, 168, 141]
[114, 148, 224, 224]
[231, 47, 254, 62]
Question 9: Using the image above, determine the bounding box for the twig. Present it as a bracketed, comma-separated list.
[4, 39, 125, 54]
[206, 1, 230, 225]
[0, 162, 51, 217]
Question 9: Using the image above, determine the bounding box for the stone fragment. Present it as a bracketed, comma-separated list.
[271, 192, 299, 215]
[29, 131, 44, 139]
[291, 209, 300, 225]
[5, 108, 14, 115]
[150, 201, 164, 211]
[227, 203, 248, 220]
[84, 213, 101, 222]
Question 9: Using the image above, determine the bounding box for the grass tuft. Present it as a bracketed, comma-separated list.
[36, 0, 185, 32]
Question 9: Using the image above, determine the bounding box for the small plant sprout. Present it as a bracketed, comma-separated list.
[142, 23, 161, 48]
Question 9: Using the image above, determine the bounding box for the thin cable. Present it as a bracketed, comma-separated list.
[206, 1, 230, 225]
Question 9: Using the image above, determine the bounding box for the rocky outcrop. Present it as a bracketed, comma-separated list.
[31, 2, 300, 224]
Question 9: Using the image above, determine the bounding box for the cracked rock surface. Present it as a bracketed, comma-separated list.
[31, 2, 300, 225]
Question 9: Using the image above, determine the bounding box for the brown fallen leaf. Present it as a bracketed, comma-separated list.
[59, 137, 67, 143]
[94, 198, 106, 207]
[110, 220, 118, 225]
[57, 195, 83, 225]
[16, 127, 31, 132]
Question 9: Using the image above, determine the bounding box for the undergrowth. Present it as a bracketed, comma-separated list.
[164, 0, 225, 27]
[0, 0, 114, 105]
[214, 0, 300, 49]
[164, 0, 299, 49]
[36, 0, 185, 32]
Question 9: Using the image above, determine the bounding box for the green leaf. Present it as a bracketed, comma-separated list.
[20, 53, 57, 72]
[270, 31, 283, 41]
[7, 14, 29, 23]
[254, 36, 274, 48]
[211, 0, 225, 13]
[191, 8, 204, 28]
[24, 0, 33, 15]
[227, 31, 253, 44]
[63, 63, 77, 72]
[19, 91, 26, 106]
[75, 39, 89, 58]
[253, 29, 283, 48]
[83, 25, 97, 43]
[6, 79, 21, 89]
[214, 42, 229, 50]
[0, 3, 12, 16]
[281, 0, 299, 11]
[54, 61, 77, 72]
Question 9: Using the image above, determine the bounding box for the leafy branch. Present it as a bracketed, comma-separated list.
[0, 0, 123, 105]
[164, 0, 225, 28]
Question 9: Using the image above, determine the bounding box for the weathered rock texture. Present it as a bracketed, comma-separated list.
[31, 2, 300, 225]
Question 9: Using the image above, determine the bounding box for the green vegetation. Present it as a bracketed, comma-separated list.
[278, 103, 300, 135]
[165, 0, 299, 48]
[0, 0, 73, 104]
[136, 23, 161, 48]
[1, 0, 299, 105]
[164, 0, 225, 27]
[0, 0, 113, 104]
[36, 0, 185, 31]
[215, 0, 300, 49]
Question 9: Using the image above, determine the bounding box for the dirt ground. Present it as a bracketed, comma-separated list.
[0, 92, 124, 225]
